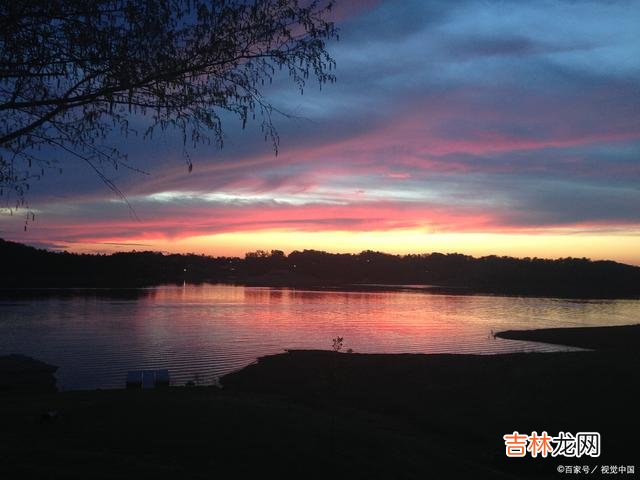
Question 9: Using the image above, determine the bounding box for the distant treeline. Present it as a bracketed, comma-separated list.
[1, 239, 639, 298]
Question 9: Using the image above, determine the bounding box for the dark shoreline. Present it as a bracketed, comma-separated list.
[2, 324, 639, 478]
[496, 323, 640, 350]
[4, 238, 640, 300]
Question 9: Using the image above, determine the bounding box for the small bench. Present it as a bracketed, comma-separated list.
[126, 369, 170, 389]
[155, 369, 170, 387]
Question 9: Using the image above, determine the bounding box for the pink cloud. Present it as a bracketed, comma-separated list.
[15, 197, 639, 248]
[123, 84, 640, 198]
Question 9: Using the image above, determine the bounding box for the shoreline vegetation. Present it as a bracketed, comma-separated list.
[1, 325, 639, 478]
[2, 238, 640, 299]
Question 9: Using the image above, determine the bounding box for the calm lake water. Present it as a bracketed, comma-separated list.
[1, 284, 638, 390]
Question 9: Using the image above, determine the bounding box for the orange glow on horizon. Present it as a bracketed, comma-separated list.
[64, 228, 640, 266]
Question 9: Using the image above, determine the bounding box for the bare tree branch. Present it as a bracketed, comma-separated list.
[0, 0, 338, 212]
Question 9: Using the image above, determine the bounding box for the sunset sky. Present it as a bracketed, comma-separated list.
[2, 0, 639, 264]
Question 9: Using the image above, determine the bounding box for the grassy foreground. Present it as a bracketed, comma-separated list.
[1, 326, 639, 479]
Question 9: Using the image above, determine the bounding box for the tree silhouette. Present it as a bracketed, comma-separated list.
[0, 0, 337, 210]
[2, 238, 640, 298]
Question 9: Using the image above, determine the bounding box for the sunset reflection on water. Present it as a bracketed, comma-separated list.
[1, 284, 638, 390]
